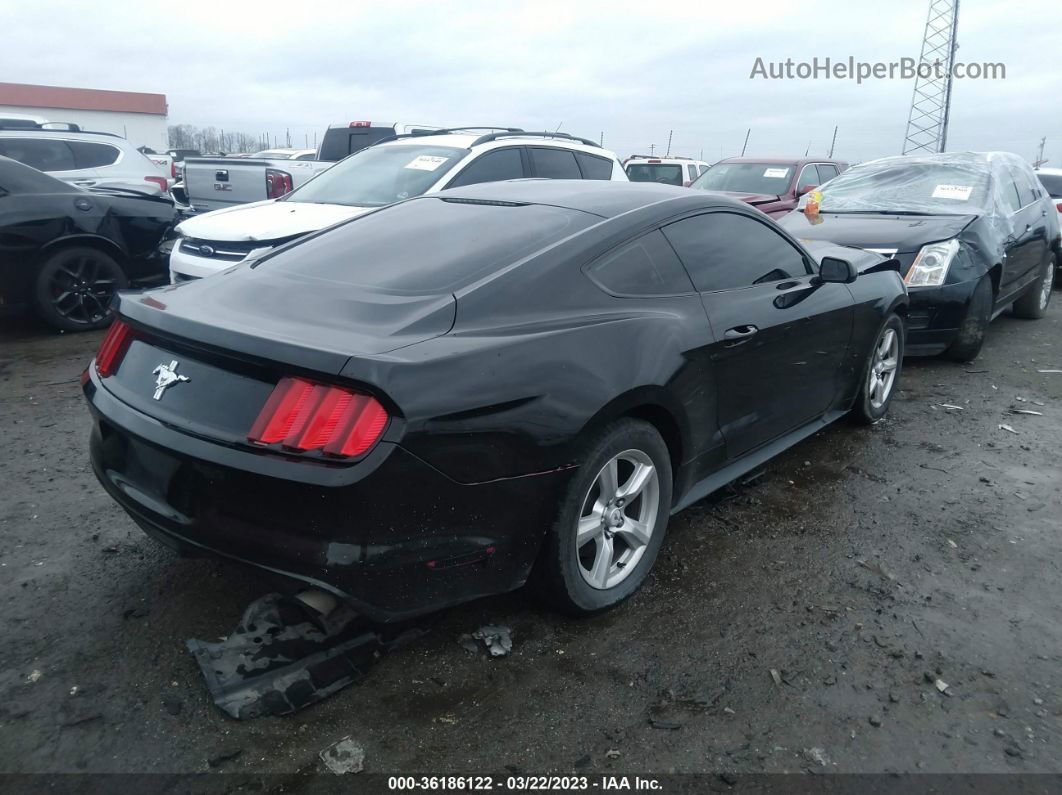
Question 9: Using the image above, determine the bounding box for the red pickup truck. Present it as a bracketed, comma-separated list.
[689, 157, 848, 218]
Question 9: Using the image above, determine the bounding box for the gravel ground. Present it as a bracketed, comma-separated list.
[1, 301, 1060, 780]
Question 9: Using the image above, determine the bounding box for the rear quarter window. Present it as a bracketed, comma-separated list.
[575, 152, 615, 180]
[68, 141, 120, 168]
[586, 230, 695, 296]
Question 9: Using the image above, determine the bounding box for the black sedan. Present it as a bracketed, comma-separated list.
[84, 181, 907, 620]
[780, 152, 1059, 361]
[0, 155, 175, 331]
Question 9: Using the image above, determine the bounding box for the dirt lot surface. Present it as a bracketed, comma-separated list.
[1, 302, 1060, 783]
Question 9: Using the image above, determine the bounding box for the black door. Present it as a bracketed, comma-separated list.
[662, 211, 854, 458]
[998, 166, 1050, 302]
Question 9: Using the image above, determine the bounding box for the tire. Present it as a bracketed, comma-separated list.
[32, 246, 127, 332]
[1011, 254, 1054, 319]
[943, 274, 993, 362]
[535, 418, 673, 615]
[851, 314, 904, 425]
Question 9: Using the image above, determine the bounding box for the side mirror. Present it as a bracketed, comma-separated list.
[817, 256, 858, 284]
[797, 183, 818, 197]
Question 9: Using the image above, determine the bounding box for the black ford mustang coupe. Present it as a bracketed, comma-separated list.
[84, 181, 907, 620]
[780, 152, 1059, 361]
[0, 156, 175, 331]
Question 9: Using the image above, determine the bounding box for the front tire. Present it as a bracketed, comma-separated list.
[33, 246, 127, 332]
[1012, 254, 1054, 319]
[943, 274, 993, 362]
[536, 419, 673, 615]
[852, 314, 904, 425]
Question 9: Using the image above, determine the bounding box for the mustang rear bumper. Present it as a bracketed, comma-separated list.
[84, 372, 572, 622]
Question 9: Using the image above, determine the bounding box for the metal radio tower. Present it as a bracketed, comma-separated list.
[902, 0, 960, 154]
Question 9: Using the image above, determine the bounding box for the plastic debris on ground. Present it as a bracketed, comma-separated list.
[186, 592, 427, 719]
[320, 736, 365, 775]
[460, 625, 513, 657]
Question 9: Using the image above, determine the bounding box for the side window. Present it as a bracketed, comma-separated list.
[68, 141, 120, 169]
[530, 147, 581, 179]
[818, 164, 839, 183]
[998, 175, 1023, 213]
[574, 152, 613, 180]
[662, 212, 810, 292]
[796, 165, 820, 192]
[687, 165, 698, 183]
[295, 152, 316, 161]
[1009, 166, 1038, 206]
[0, 138, 76, 172]
[586, 230, 694, 296]
[448, 148, 525, 188]
[698, 165, 708, 175]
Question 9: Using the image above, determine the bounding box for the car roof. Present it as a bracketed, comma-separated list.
[626, 157, 707, 164]
[431, 178, 747, 218]
[0, 128, 128, 144]
[1035, 167, 1062, 176]
[718, 156, 843, 165]
[376, 132, 612, 157]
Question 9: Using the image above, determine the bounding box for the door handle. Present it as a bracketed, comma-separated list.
[723, 325, 759, 341]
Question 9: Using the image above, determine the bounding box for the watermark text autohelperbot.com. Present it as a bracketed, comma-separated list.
[750, 57, 1005, 83]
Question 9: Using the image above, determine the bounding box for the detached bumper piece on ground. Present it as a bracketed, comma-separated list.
[187, 593, 427, 719]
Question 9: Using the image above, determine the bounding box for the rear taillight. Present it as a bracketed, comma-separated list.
[349, 121, 371, 127]
[144, 176, 168, 193]
[265, 168, 293, 199]
[248, 377, 389, 458]
[1056, 202, 1062, 213]
[95, 320, 134, 377]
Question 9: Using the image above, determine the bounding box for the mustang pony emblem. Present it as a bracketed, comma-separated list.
[152, 360, 189, 400]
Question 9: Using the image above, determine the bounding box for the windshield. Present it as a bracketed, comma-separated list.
[285, 144, 467, 207]
[626, 163, 683, 186]
[1038, 173, 1062, 199]
[816, 161, 991, 214]
[254, 150, 294, 159]
[691, 162, 793, 195]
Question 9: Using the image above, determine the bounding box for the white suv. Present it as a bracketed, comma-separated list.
[0, 128, 169, 196]
[624, 156, 710, 187]
[169, 129, 628, 282]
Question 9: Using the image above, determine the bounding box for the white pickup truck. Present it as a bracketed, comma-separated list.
[182, 149, 332, 213]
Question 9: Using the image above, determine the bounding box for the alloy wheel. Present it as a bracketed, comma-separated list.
[576, 449, 660, 590]
[48, 254, 117, 326]
[868, 327, 899, 410]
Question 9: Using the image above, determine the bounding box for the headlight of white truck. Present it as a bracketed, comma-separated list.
[905, 238, 960, 287]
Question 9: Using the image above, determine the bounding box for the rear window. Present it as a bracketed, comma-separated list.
[285, 144, 466, 207]
[1038, 173, 1062, 198]
[625, 163, 683, 186]
[691, 162, 794, 195]
[261, 197, 595, 294]
[318, 127, 397, 162]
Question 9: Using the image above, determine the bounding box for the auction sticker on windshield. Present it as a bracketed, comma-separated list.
[764, 168, 789, 178]
[405, 155, 450, 171]
[931, 184, 973, 200]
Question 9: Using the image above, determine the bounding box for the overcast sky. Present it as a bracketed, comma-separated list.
[4, 0, 1060, 164]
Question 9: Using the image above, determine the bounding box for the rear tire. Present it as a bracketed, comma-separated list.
[851, 314, 904, 425]
[943, 274, 992, 362]
[1011, 254, 1054, 319]
[535, 419, 672, 615]
[33, 246, 127, 332]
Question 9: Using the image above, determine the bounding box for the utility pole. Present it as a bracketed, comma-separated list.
[665, 130, 673, 157]
[286, 128, 291, 148]
[902, 0, 960, 154]
[1033, 136, 1047, 168]
[828, 125, 838, 158]
[649, 143, 656, 156]
[741, 128, 751, 157]
[599, 131, 603, 146]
